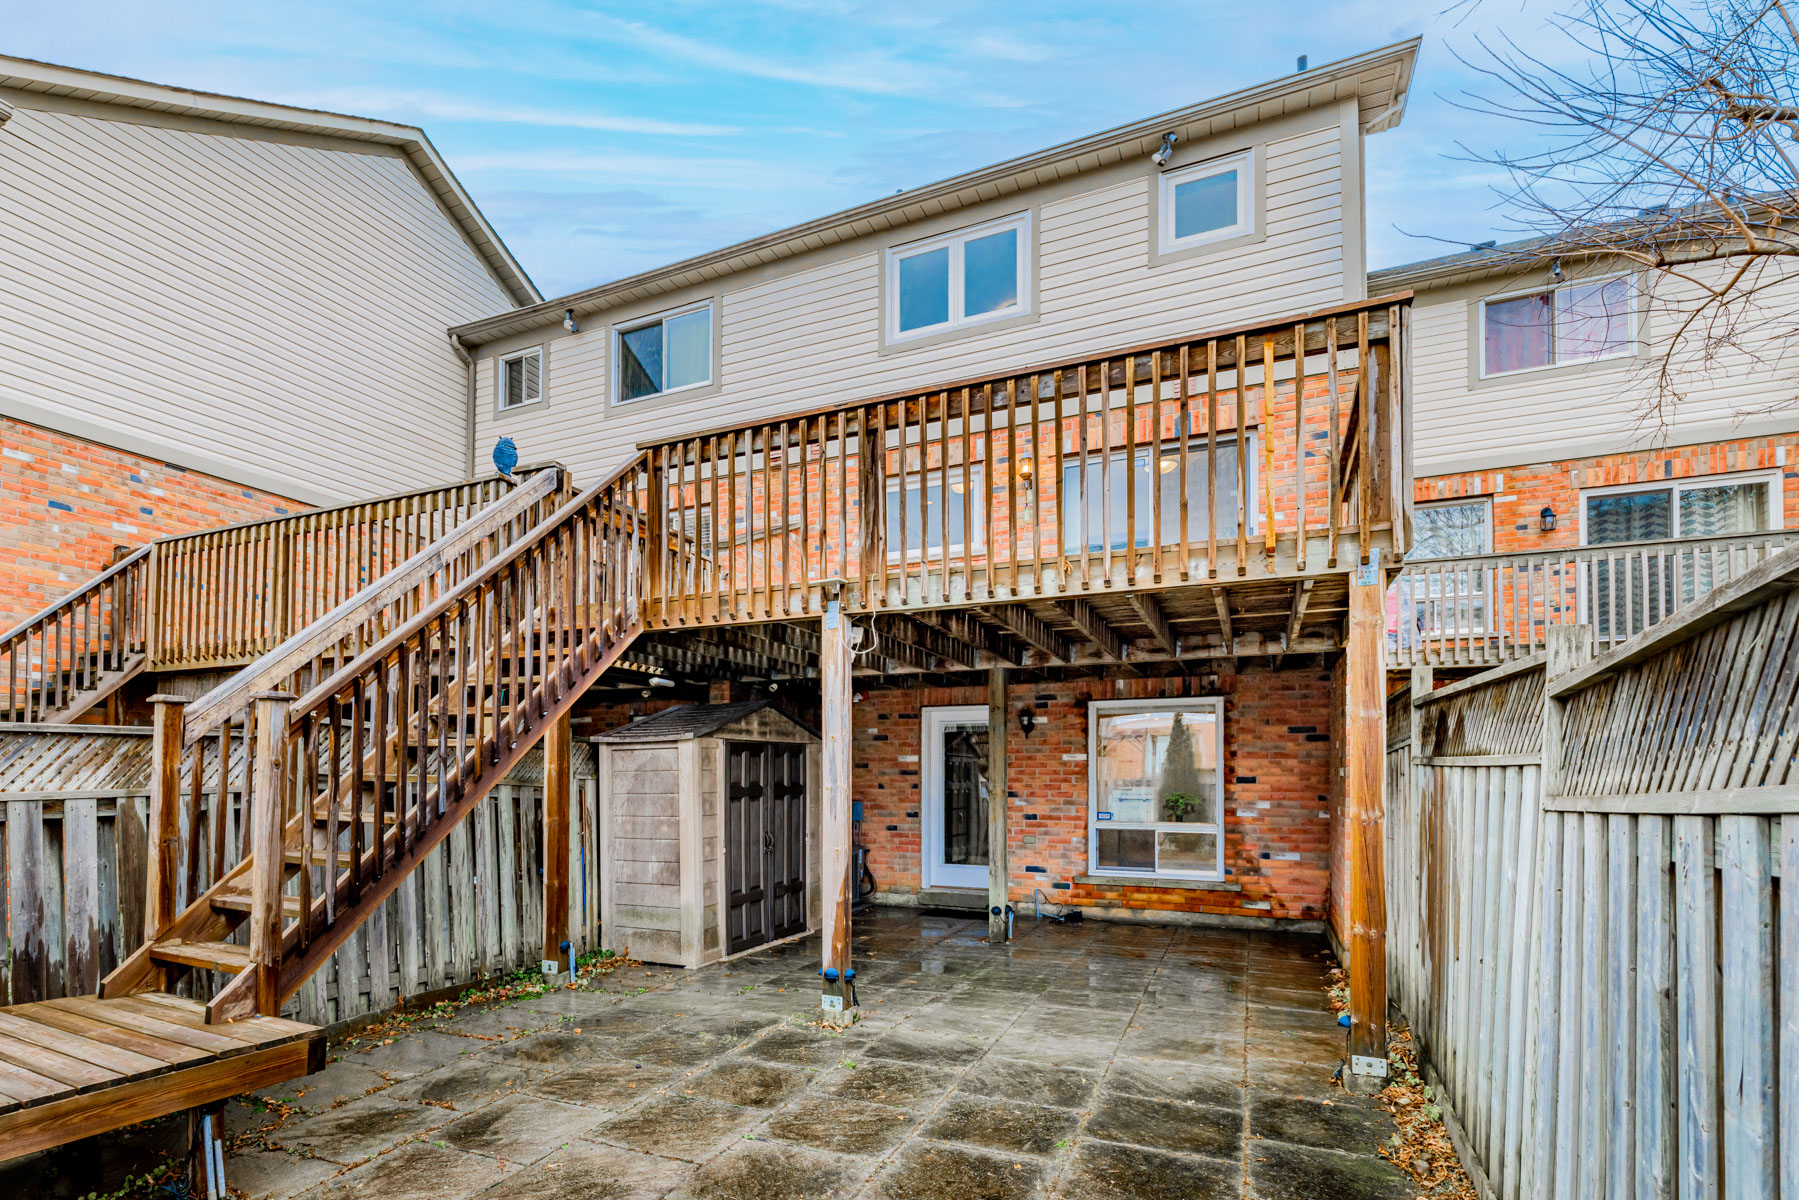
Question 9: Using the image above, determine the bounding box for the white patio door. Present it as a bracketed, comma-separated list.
[920, 706, 991, 890]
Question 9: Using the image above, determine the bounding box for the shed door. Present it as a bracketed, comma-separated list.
[725, 741, 808, 954]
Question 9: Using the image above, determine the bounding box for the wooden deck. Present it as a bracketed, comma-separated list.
[0, 992, 321, 1163]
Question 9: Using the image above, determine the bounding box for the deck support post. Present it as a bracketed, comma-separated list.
[146, 695, 190, 961]
[542, 709, 573, 983]
[248, 692, 292, 1018]
[1343, 572, 1389, 1094]
[987, 666, 1010, 944]
[819, 588, 856, 1023]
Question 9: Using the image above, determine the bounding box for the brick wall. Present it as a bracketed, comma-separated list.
[1, 418, 301, 626]
[1415, 432, 1799, 552]
[852, 663, 1336, 924]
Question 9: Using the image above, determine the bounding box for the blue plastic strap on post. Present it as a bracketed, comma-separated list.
[819, 967, 855, 981]
[1337, 1013, 1352, 1027]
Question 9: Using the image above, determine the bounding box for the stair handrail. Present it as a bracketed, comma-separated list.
[182, 466, 564, 743]
[1, 545, 152, 722]
[207, 452, 649, 1016]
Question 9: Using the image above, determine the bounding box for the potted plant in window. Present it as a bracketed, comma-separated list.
[1157, 712, 1205, 823]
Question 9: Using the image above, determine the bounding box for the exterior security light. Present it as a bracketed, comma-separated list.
[1151, 132, 1178, 167]
[1018, 707, 1037, 738]
[1540, 505, 1558, 532]
[563, 309, 579, 333]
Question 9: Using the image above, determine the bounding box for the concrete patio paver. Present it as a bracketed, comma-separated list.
[208, 909, 1414, 1200]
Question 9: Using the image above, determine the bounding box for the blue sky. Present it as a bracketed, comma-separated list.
[4, 0, 1581, 299]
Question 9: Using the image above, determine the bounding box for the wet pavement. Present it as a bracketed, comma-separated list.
[223, 911, 1411, 1198]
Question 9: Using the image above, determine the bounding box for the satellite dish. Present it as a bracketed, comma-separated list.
[493, 437, 519, 476]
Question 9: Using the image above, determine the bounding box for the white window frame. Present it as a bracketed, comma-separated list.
[613, 299, 714, 405]
[885, 466, 988, 563]
[1060, 432, 1260, 554]
[885, 212, 1032, 344]
[1578, 469, 1784, 545]
[1157, 151, 1254, 253]
[1477, 273, 1637, 380]
[1409, 497, 1493, 560]
[1087, 697, 1226, 882]
[497, 346, 545, 411]
[920, 705, 993, 890]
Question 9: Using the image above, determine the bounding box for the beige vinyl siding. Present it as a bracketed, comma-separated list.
[1409, 262, 1799, 476]
[0, 105, 511, 503]
[475, 120, 1349, 487]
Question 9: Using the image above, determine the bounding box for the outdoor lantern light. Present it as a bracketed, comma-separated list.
[1017, 707, 1037, 738]
[1540, 505, 1558, 532]
[1016, 454, 1035, 490]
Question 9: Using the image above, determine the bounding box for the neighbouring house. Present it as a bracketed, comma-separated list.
[1376, 239, 1799, 669]
[0, 56, 537, 627]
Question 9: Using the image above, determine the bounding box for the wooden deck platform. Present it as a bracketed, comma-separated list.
[0, 993, 322, 1162]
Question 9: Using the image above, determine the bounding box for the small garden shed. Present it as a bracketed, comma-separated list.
[594, 701, 820, 969]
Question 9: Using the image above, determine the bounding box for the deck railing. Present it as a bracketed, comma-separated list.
[0, 546, 150, 722]
[1, 476, 527, 723]
[1388, 527, 1799, 668]
[639, 294, 1410, 626]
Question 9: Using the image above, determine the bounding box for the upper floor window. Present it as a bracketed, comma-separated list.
[1582, 472, 1778, 545]
[887, 214, 1030, 342]
[1481, 276, 1633, 377]
[499, 347, 543, 411]
[1158, 153, 1253, 252]
[616, 301, 713, 404]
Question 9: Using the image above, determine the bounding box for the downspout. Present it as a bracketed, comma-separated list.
[450, 332, 477, 480]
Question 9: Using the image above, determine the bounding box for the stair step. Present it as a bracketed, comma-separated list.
[150, 938, 252, 973]
[210, 891, 304, 917]
[312, 806, 400, 827]
[284, 847, 358, 868]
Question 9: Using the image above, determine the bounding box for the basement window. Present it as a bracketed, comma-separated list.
[1088, 698, 1224, 880]
[616, 301, 713, 404]
[1480, 275, 1634, 377]
[498, 347, 543, 411]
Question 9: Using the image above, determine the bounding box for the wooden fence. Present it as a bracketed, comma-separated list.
[1, 731, 603, 1026]
[1386, 549, 1798, 1199]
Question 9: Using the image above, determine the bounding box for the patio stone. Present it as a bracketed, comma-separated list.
[1104, 1056, 1245, 1108]
[1084, 1094, 1242, 1158]
[274, 1095, 448, 1164]
[585, 1094, 762, 1161]
[344, 1029, 486, 1079]
[472, 1142, 692, 1199]
[217, 1150, 340, 1200]
[666, 1140, 867, 1200]
[678, 1058, 812, 1108]
[824, 1060, 957, 1108]
[920, 1094, 1080, 1157]
[304, 1140, 510, 1200]
[870, 1142, 1046, 1200]
[1246, 1140, 1414, 1200]
[1248, 1092, 1393, 1154]
[529, 1060, 679, 1109]
[955, 1056, 1099, 1109]
[763, 1096, 915, 1155]
[390, 1058, 542, 1109]
[1053, 1140, 1240, 1200]
[437, 1094, 606, 1161]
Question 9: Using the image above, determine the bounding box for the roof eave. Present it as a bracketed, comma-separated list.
[450, 36, 1422, 348]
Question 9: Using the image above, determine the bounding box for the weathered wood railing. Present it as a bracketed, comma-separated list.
[1390, 527, 1799, 668]
[1385, 548, 1799, 1198]
[1, 476, 530, 724]
[147, 475, 523, 671]
[0, 726, 600, 1016]
[640, 294, 1409, 626]
[201, 459, 646, 1018]
[1, 547, 151, 723]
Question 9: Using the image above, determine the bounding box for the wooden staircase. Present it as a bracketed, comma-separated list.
[99, 460, 650, 1021]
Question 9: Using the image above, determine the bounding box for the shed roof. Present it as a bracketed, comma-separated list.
[593, 701, 816, 743]
[0, 55, 540, 307]
[450, 38, 1421, 348]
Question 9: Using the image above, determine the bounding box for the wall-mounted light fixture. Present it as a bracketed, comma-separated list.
[1151, 132, 1179, 168]
[1016, 453, 1035, 492]
[1549, 257, 1564, 284]
[1540, 505, 1558, 532]
[563, 309, 579, 333]
[1017, 707, 1038, 738]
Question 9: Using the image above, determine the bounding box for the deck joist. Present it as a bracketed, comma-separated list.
[0, 992, 322, 1163]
